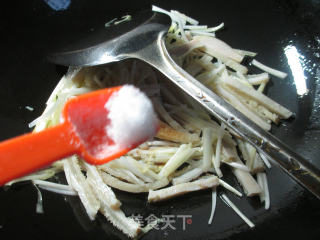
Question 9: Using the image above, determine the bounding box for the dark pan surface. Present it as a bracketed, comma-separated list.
[0, 0, 319, 239]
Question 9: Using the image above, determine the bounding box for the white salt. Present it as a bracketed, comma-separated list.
[105, 85, 158, 148]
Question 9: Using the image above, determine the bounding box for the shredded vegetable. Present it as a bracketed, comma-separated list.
[208, 190, 217, 224]
[221, 194, 255, 228]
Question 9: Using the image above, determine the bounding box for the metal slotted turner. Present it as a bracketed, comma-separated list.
[48, 9, 320, 199]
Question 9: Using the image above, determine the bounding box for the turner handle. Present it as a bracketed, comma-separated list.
[0, 123, 78, 185]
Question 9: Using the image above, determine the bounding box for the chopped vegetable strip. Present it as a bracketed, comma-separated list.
[159, 144, 195, 177]
[208, 190, 217, 224]
[148, 176, 219, 202]
[221, 194, 255, 228]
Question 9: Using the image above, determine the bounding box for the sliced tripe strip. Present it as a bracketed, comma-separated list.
[156, 120, 200, 143]
[221, 140, 238, 162]
[213, 123, 225, 177]
[98, 194, 141, 238]
[246, 73, 270, 85]
[245, 141, 256, 170]
[128, 149, 177, 163]
[63, 157, 100, 220]
[197, 65, 226, 84]
[169, 39, 204, 57]
[251, 59, 287, 79]
[236, 139, 254, 170]
[232, 161, 262, 197]
[256, 105, 279, 124]
[219, 141, 261, 196]
[148, 176, 219, 202]
[84, 163, 121, 210]
[101, 172, 169, 193]
[172, 167, 203, 185]
[193, 36, 243, 63]
[99, 165, 145, 185]
[241, 140, 265, 173]
[238, 97, 279, 124]
[234, 74, 253, 88]
[129, 148, 176, 164]
[257, 172, 270, 210]
[213, 83, 271, 130]
[234, 49, 257, 57]
[225, 161, 250, 172]
[251, 153, 265, 174]
[202, 127, 214, 171]
[223, 78, 292, 118]
[192, 46, 248, 75]
[220, 57, 248, 74]
[81, 85, 143, 237]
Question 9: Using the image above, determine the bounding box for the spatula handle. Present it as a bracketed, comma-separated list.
[0, 123, 78, 185]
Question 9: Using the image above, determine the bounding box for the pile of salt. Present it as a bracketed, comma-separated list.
[105, 85, 158, 148]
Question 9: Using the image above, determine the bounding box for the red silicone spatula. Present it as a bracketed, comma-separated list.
[0, 86, 155, 185]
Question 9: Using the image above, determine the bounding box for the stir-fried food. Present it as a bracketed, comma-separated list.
[7, 6, 292, 238]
